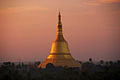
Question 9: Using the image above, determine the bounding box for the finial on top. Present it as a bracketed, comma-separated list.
[58, 11, 62, 25]
[59, 11, 61, 16]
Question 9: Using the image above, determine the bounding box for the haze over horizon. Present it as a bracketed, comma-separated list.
[0, 0, 120, 62]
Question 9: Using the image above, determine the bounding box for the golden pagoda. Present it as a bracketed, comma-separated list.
[38, 12, 81, 68]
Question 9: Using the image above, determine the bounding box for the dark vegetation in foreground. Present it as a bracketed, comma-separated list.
[0, 59, 120, 80]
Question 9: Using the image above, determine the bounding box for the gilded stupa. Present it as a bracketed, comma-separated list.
[38, 12, 81, 68]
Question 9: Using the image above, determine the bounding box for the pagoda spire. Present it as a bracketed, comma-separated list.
[58, 11, 62, 25]
[38, 12, 81, 68]
[56, 11, 64, 41]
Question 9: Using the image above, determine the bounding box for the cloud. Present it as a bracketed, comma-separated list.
[100, 0, 120, 3]
[0, 6, 48, 14]
[81, 0, 120, 6]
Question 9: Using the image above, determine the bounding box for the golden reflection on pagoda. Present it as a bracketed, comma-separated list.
[38, 12, 81, 68]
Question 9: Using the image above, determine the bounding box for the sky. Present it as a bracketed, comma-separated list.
[0, 0, 120, 62]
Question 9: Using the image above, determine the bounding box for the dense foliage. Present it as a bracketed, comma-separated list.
[0, 60, 120, 80]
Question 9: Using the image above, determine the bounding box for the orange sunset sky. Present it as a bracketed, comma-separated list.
[0, 0, 120, 62]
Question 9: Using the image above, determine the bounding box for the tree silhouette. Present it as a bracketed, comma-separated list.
[46, 63, 55, 69]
